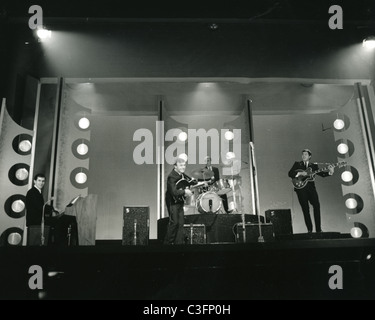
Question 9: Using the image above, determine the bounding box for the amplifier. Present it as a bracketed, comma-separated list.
[265, 209, 293, 237]
[235, 223, 275, 243]
[184, 224, 206, 244]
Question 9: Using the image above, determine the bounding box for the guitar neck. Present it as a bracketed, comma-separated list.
[311, 162, 341, 174]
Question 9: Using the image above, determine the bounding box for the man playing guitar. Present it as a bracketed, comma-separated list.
[164, 157, 195, 245]
[288, 149, 335, 234]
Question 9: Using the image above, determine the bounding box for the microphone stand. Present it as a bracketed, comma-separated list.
[41, 199, 52, 246]
[249, 142, 264, 243]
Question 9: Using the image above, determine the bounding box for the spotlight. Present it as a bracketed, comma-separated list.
[19, 140, 32, 152]
[36, 28, 52, 40]
[366, 254, 372, 261]
[7, 233, 22, 246]
[341, 171, 353, 183]
[78, 117, 90, 130]
[350, 227, 363, 238]
[77, 143, 89, 156]
[363, 36, 375, 49]
[75, 172, 88, 184]
[178, 132, 188, 142]
[333, 119, 345, 130]
[224, 131, 234, 141]
[337, 143, 349, 154]
[209, 23, 219, 30]
[346, 198, 358, 209]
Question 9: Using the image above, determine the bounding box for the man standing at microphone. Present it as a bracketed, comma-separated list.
[26, 173, 56, 245]
[26, 173, 47, 228]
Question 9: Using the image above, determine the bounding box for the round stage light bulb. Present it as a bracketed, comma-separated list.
[178, 132, 188, 142]
[226, 152, 236, 160]
[224, 131, 234, 141]
[77, 143, 89, 155]
[7, 233, 22, 246]
[75, 172, 87, 184]
[18, 140, 32, 152]
[333, 119, 345, 130]
[78, 117, 90, 130]
[363, 37, 375, 49]
[15, 168, 29, 181]
[341, 171, 353, 183]
[37, 29, 52, 39]
[346, 198, 358, 209]
[350, 227, 363, 238]
[337, 143, 349, 154]
[11, 200, 25, 213]
[178, 153, 188, 162]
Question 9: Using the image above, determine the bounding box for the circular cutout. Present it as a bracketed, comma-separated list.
[335, 139, 355, 158]
[72, 139, 90, 160]
[343, 193, 364, 214]
[70, 167, 89, 189]
[4, 195, 27, 218]
[12, 134, 33, 155]
[8, 164, 30, 186]
[0, 228, 24, 247]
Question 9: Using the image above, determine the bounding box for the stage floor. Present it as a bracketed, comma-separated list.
[0, 237, 374, 300]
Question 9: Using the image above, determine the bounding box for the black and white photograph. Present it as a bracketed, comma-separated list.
[0, 0, 375, 302]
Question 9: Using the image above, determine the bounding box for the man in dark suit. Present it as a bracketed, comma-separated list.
[288, 149, 334, 233]
[204, 156, 229, 213]
[26, 173, 47, 227]
[165, 158, 193, 245]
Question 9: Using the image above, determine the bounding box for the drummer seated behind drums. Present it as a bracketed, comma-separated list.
[203, 156, 229, 213]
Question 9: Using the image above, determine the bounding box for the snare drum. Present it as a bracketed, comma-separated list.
[196, 192, 222, 214]
[216, 179, 232, 195]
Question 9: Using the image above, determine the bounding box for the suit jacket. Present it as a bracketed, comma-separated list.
[166, 169, 187, 206]
[26, 187, 45, 226]
[205, 166, 220, 183]
[288, 161, 330, 189]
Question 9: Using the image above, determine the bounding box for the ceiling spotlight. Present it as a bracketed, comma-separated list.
[209, 23, 218, 30]
[36, 28, 52, 40]
[363, 36, 375, 49]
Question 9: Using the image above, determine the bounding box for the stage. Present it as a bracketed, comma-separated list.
[1, 237, 374, 300]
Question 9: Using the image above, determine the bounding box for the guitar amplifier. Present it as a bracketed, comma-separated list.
[122, 206, 150, 246]
[184, 224, 206, 244]
[265, 209, 293, 237]
[235, 223, 275, 243]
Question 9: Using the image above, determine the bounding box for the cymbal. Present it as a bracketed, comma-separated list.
[191, 168, 214, 180]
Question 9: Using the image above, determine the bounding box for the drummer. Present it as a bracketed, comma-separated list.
[203, 156, 229, 213]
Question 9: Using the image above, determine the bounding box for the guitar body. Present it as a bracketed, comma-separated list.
[292, 168, 315, 189]
[173, 178, 197, 203]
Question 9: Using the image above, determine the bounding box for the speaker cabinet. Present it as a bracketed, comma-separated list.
[235, 223, 275, 243]
[265, 209, 293, 237]
[184, 224, 206, 244]
[122, 206, 150, 245]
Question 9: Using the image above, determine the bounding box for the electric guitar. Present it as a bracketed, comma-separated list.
[173, 178, 205, 203]
[292, 161, 347, 189]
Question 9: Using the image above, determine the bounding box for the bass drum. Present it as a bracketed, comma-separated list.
[196, 192, 222, 214]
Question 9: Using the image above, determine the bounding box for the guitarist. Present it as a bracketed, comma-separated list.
[288, 149, 335, 234]
[165, 157, 194, 245]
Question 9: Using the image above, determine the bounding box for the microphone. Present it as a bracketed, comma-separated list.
[209, 199, 213, 211]
[41, 197, 54, 246]
[133, 219, 137, 245]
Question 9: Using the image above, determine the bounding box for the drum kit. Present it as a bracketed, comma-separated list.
[186, 168, 241, 214]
